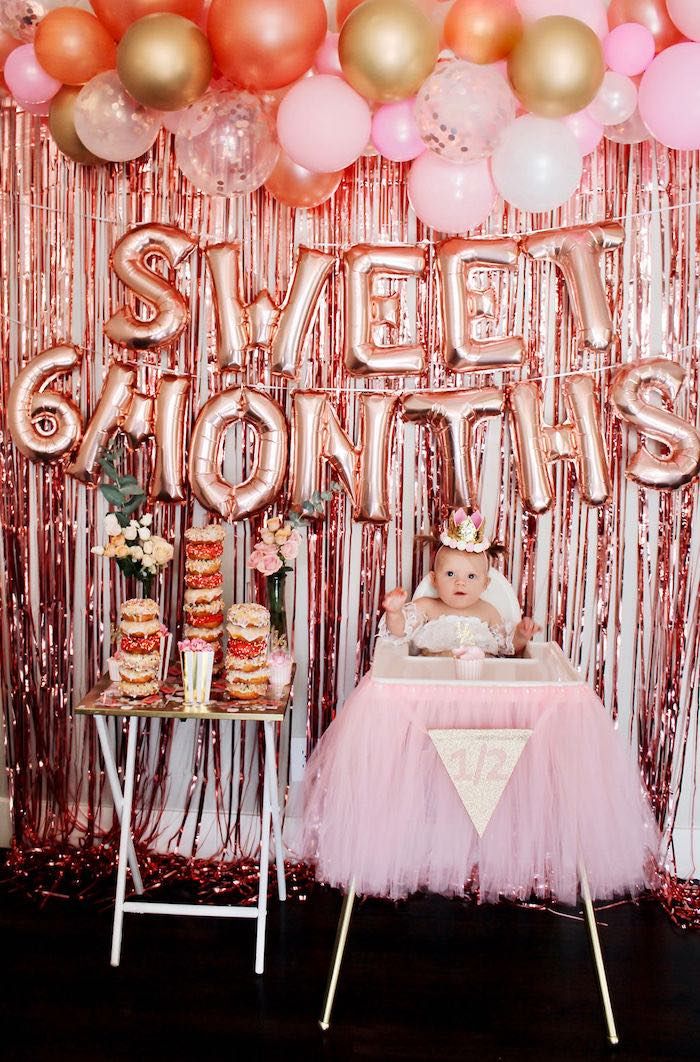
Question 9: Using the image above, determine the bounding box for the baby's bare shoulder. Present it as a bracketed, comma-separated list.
[414, 596, 441, 617]
[476, 600, 503, 626]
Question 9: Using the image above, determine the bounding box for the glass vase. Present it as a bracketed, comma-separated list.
[266, 570, 288, 651]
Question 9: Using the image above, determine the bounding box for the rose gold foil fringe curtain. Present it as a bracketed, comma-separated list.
[1, 103, 699, 889]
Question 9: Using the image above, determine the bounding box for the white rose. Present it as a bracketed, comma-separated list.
[104, 514, 121, 537]
[140, 513, 153, 527]
[138, 526, 151, 541]
[124, 526, 138, 541]
[129, 546, 144, 561]
[141, 554, 155, 569]
[143, 540, 154, 555]
[91, 546, 105, 556]
[150, 535, 174, 566]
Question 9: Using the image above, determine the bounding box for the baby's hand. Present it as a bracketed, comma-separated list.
[382, 588, 409, 614]
[514, 617, 541, 651]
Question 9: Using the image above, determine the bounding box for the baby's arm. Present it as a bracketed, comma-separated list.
[513, 617, 541, 654]
[381, 588, 410, 635]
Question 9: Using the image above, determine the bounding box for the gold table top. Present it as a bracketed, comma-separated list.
[75, 668, 294, 724]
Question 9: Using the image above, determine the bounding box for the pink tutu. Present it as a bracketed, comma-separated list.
[297, 675, 659, 905]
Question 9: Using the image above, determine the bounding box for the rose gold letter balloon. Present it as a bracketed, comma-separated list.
[122, 390, 154, 444]
[189, 386, 288, 519]
[8, 345, 83, 462]
[151, 373, 190, 502]
[437, 238, 523, 372]
[268, 248, 335, 378]
[344, 244, 427, 376]
[610, 358, 700, 488]
[290, 390, 398, 522]
[522, 223, 624, 351]
[105, 223, 197, 350]
[402, 388, 504, 509]
[508, 375, 612, 514]
[68, 362, 138, 482]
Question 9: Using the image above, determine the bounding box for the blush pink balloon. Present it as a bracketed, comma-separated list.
[3, 43, 60, 105]
[516, 0, 609, 38]
[17, 96, 50, 115]
[371, 98, 424, 162]
[277, 74, 371, 173]
[638, 43, 700, 150]
[314, 31, 342, 76]
[408, 151, 496, 234]
[603, 24, 655, 76]
[667, 0, 700, 42]
[563, 109, 604, 155]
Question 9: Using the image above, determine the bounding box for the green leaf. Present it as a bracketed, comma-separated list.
[314, 501, 324, 512]
[330, 481, 343, 492]
[320, 491, 332, 502]
[100, 484, 125, 505]
[121, 496, 143, 516]
[119, 475, 140, 487]
[120, 485, 145, 498]
[302, 501, 314, 512]
[115, 512, 130, 529]
[310, 490, 322, 504]
[98, 458, 118, 481]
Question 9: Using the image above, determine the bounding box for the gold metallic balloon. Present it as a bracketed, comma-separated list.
[339, 0, 439, 103]
[49, 86, 103, 165]
[117, 13, 212, 111]
[507, 15, 605, 118]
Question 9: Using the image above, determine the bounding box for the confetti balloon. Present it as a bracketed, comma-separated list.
[414, 60, 515, 163]
[74, 69, 161, 161]
[175, 89, 279, 195]
[0, 0, 90, 41]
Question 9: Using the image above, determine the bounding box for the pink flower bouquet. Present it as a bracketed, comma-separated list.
[247, 516, 302, 576]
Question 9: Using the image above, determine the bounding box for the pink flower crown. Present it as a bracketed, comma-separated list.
[439, 508, 491, 553]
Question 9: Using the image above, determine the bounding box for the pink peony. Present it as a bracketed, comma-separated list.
[257, 553, 283, 575]
[279, 538, 299, 561]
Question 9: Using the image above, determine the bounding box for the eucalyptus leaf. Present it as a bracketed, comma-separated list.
[115, 512, 130, 529]
[302, 501, 314, 512]
[121, 497, 143, 515]
[100, 484, 124, 505]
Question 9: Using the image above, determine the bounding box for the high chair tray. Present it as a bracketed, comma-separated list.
[371, 640, 581, 687]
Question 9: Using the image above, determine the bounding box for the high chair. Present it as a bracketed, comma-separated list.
[318, 571, 619, 1046]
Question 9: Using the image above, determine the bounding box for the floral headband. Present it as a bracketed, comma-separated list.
[439, 508, 491, 553]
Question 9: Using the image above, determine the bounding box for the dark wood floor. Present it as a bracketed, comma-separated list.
[1, 880, 697, 1062]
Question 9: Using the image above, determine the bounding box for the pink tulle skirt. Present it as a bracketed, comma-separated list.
[296, 675, 659, 905]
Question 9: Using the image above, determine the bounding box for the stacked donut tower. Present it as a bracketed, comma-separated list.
[225, 603, 270, 701]
[183, 525, 226, 674]
[118, 598, 162, 699]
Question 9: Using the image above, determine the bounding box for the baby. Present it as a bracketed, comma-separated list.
[381, 509, 539, 657]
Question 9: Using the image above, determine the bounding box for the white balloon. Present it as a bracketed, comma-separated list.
[587, 71, 637, 127]
[491, 115, 582, 213]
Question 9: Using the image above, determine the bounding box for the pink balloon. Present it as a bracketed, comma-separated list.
[3, 43, 60, 105]
[516, 0, 609, 38]
[667, 0, 700, 42]
[638, 43, 700, 150]
[16, 96, 50, 116]
[314, 32, 342, 76]
[563, 109, 604, 155]
[371, 98, 424, 162]
[603, 24, 655, 76]
[408, 151, 496, 234]
[277, 74, 371, 173]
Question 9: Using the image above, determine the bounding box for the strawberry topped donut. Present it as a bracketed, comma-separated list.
[225, 603, 270, 700]
[183, 525, 226, 674]
[118, 598, 162, 699]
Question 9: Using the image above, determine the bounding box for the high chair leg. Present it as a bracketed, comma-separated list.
[579, 860, 619, 1047]
[319, 878, 356, 1031]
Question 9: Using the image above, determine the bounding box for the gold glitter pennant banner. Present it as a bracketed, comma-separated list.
[428, 728, 533, 837]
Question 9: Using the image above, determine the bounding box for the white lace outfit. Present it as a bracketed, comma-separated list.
[378, 604, 515, 657]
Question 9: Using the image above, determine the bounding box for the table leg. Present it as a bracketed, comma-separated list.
[319, 879, 356, 1031]
[110, 717, 139, 968]
[264, 720, 286, 902]
[95, 715, 144, 895]
[255, 726, 273, 975]
[578, 859, 619, 1046]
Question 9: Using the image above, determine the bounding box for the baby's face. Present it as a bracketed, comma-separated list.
[431, 547, 489, 608]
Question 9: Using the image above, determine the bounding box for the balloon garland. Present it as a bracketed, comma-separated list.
[2, 0, 700, 226]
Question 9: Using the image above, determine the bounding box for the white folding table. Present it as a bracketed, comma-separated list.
[76, 673, 292, 974]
